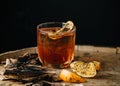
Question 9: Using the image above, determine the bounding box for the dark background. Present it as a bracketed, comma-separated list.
[0, 0, 120, 53]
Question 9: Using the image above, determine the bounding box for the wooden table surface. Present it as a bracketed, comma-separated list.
[0, 45, 120, 86]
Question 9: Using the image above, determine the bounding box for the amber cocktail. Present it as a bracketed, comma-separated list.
[37, 21, 76, 68]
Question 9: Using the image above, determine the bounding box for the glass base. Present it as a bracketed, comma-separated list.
[42, 61, 72, 69]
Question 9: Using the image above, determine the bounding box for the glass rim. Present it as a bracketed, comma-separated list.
[37, 22, 76, 34]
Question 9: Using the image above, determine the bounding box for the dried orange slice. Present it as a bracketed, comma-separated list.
[48, 21, 74, 40]
[70, 61, 96, 78]
[59, 69, 86, 83]
[93, 61, 101, 70]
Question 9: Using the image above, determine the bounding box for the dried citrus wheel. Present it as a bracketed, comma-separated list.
[48, 21, 74, 40]
[70, 61, 96, 78]
[93, 61, 101, 70]
[59, 69, 86, 83]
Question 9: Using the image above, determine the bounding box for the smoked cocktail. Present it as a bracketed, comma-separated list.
[37, 21, 76, 68]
